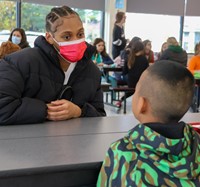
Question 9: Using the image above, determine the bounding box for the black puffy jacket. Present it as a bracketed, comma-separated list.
[0, 36, 106, 125]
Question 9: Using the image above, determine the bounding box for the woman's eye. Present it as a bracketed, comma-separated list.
[64, 35, 70, 40]
[78, 32, 85, 38]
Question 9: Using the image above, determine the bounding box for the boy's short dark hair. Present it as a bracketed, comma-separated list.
[139, 60, 194, 122]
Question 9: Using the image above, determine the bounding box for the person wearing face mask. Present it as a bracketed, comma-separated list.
[0, 6, 106, 125]
[8, 28, 30, 49]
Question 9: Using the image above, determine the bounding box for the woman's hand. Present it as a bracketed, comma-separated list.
[46, 99, 81, 121]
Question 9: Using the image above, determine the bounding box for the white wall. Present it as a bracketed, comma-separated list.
[126, 0, 185, 16]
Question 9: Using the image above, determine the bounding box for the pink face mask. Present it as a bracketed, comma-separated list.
[54, 38, 87, 63]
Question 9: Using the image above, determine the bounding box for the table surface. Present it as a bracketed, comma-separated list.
[0, 113, 199, 140]
[0, 116, 137, 140]
[0, 113, 199, 175]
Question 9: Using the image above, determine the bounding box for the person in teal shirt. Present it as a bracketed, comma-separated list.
[92, 38, 114, 67]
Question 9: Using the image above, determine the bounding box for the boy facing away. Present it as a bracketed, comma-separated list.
[97, 60, 200, 187]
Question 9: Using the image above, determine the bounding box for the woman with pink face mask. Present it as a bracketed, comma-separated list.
[0, 6, 106, 125]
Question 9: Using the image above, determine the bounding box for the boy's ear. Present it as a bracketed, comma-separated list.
[45, 32, 54, 44]
[138, 96, 148, 114]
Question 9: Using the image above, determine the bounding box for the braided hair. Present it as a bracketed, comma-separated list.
[46, 6, 80, 34]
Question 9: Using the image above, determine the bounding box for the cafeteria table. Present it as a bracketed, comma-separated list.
[0, 113, 199, 186]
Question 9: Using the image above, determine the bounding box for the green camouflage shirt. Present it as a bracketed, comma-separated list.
[97, 122, 200, 187]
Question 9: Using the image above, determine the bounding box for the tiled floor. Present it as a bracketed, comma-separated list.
[104, 93, 134, 116]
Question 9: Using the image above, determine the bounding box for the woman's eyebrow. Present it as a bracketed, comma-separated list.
[78, 28, 84, 31]
[75, 28, 85, 33]
[60, 28, 84, 35]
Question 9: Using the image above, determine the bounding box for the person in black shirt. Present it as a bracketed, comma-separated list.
[0, 6, 106, 125]
[116, 40, 149, 108]
[123, 41, 149, 88]
[112, 11, 128, 59]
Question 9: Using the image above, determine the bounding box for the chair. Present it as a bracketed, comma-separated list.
[110, 86, 135, 114]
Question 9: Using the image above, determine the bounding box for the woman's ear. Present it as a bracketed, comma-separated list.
[45, 32, 54, 44]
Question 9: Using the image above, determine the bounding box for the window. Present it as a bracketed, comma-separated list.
[21, 3, 51, 47]
[125, 13, 180, 52]
[0, 1, 102, 47]
[74, 8, 102, 44]
[0, 1, 16, 44]
[183, 16, 200, 53]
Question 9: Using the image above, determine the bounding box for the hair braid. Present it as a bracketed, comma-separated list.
[45, 6, 79, 33]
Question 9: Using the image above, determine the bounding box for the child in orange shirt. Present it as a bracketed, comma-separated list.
[188, 42, 200, 74]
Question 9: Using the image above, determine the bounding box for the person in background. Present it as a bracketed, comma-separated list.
[157, 41, 168, 61]
[188, 42, 200, 112]
[115, 40, 149, 108]
[0, 5, 106, 125]
[119, 36, 142, 64]
[188, 42, 200, 74]
[112, 11, 128, 59]
[97, 61, 200, 187]
[8, 28, 30, 49]
[110, 36, 142, 88]
[143, 39, 154, 64]
[91, 38, 114, 67]
[126, 36, 142, 50]
[91, 37, 114, 82]
[160, 36, 188, 66]
[0, 41, 21, 59]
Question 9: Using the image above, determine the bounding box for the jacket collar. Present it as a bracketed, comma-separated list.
[34, 35, 60, 68]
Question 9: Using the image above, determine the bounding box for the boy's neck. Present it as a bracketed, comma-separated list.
[137, 114, 165, 124]
[144, 122, 184, 139]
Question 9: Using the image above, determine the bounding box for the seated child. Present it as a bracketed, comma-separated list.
[110, 36, 143, 87]
[188, 42, 200, 74]
[97, 60, 200, 186]
[157, 42, 168, 61]
[92, 38, 114, 67]
[143, 39, 154, 64]
[0, 41, 21, 59]
[92, 38, 114, 83]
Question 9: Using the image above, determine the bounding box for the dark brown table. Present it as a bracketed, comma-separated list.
[102, 66, 122, 82]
